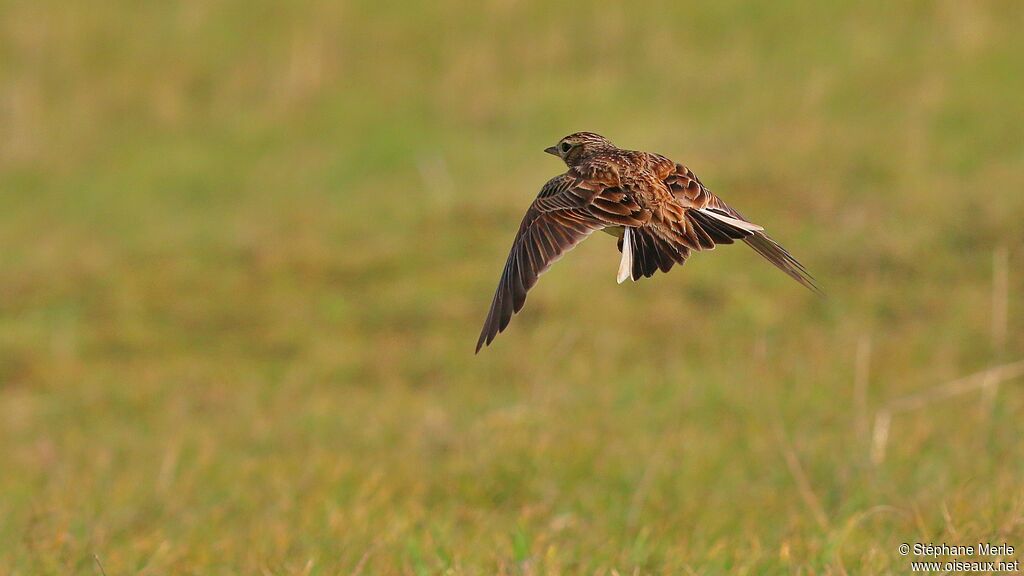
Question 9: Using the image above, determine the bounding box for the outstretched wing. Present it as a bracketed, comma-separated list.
[663, 163, 821, 293]
[476, 173, 649, 352]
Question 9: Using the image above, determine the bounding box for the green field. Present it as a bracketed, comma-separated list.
[2, 1, 1023, 573]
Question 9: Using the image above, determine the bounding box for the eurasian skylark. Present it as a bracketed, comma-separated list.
[476, 132, 819, 352]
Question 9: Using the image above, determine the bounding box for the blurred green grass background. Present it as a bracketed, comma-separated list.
[2, 0, 1023, 573]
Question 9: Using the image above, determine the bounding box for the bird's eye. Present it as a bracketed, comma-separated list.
[560, 142, 571, 153]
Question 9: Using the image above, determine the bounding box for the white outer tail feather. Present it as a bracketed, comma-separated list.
[617, 228, 633, 284]
[698, 208, 764, 232]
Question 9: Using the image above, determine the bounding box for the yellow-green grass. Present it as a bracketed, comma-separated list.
[2, 1, 1023, 573]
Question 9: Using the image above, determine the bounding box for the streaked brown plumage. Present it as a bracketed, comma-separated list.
[476, 132, 819, 353]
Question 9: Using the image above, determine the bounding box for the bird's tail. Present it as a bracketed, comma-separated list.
[616, 210, 821, 293]
[617, 226, 690, 283]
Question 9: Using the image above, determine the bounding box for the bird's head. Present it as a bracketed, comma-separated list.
[545, 132, 616, 166]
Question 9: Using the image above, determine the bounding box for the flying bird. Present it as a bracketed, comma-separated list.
[476, 132, 819, 353]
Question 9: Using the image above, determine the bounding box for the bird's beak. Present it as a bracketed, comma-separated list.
[544, 146, 559, 156]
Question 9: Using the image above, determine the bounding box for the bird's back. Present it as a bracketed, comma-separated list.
[576, 147, 669, 187]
